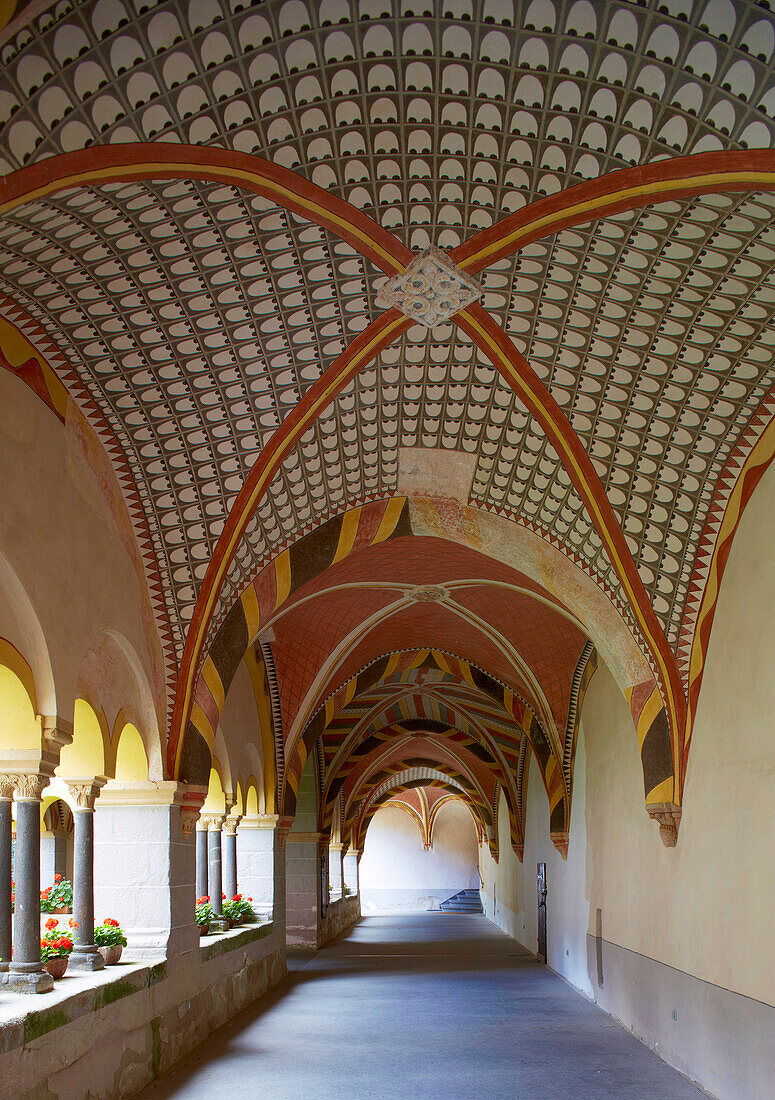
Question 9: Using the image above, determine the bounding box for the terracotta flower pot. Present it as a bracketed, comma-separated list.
[198, 923, 210, 936]
[44, 956, 68, 979]
[98, 944, 123, 965]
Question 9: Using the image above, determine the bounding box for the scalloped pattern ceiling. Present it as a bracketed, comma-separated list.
[2, 0, 775, 693]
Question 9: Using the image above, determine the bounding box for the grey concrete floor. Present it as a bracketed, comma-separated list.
[144, 914, 706, 1099]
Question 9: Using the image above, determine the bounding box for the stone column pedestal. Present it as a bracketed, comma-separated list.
[237, 814, 279, 921]
[94, 782, 199, 959]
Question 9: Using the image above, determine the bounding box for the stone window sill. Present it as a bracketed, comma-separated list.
[0, 958, 163, 1052]
[0, 920, 275, 1052]
[198, 920, 274, 961]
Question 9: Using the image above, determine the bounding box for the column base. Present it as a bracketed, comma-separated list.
[209, 918, 229, 934]
[5, 968, 54, 993]
[69, 946, 105, 971]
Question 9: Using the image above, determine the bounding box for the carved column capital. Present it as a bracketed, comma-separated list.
[15, 773, 47, 801]
[67, 777, 106, 811]
[647, 802, 682, 847]
[202, 814, 225, 831]
[276, 815, 295, 849]
[180, 809, 201, 837]
[222, 817, 240, 836]
[0, 775, 17, 800]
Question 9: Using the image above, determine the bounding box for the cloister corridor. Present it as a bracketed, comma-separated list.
[3, 1, 775, 1096]
[145, 914, 705, 1100]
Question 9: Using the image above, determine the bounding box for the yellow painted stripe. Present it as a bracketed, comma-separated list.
[460, 659, 476, 688]
[373, 495, 407, 544]
[645, 775, 675, 806]
[637, 686, 663, 750]
[325, 696, 336, 726]
[689, 423, 775, 691]
[243, 646, 276, 810]
[333, 506, 362, 563]
[190, 701, 215, 750]
[240, 584, 260, 642]
[0, 162, 406, 274]
[274, 550, 291, 609]
[385, 651, 403, 676]
[201, 655, 225, 714]
[432, 650, 451, 675]
[344, 678, 357, 707]
[459, 171, 775, 271]
[0, 317, 69, 418]
[503, 688, 514, 715]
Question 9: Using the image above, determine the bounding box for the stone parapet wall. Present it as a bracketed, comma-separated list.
[319, 894, 361, 948]
[0, 923, 286, 1099]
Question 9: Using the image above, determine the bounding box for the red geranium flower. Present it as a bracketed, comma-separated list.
[221, 892, 226, 900]
[68, 918, 79, 929]
[45, 917, 58, 931]
[104, 918, 119, 927]
[54, 873, 62, 883]
[196, 895, 210, 905]
[232, 894, 242, 902]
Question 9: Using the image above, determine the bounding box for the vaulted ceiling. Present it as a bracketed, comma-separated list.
[2, 0, 775, 850]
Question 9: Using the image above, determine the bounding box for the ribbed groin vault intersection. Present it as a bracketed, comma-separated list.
[0, 0, 772, 1097]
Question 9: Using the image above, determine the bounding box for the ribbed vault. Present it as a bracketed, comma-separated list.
[3, 0, 775, 850]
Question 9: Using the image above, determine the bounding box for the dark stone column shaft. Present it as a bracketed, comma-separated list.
[196, 827, 208, 899]
[70, 809, 104, 970]
[11, 797, 43, 972]
[0, 798, 11, 969]
[222, 830, 237, 901]
[208, 826, 223, 914]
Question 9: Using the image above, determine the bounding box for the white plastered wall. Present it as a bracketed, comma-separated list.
[360, 799, 479, 911]
[480, 460, 775, 1100]
[0, 371, 163, 731]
